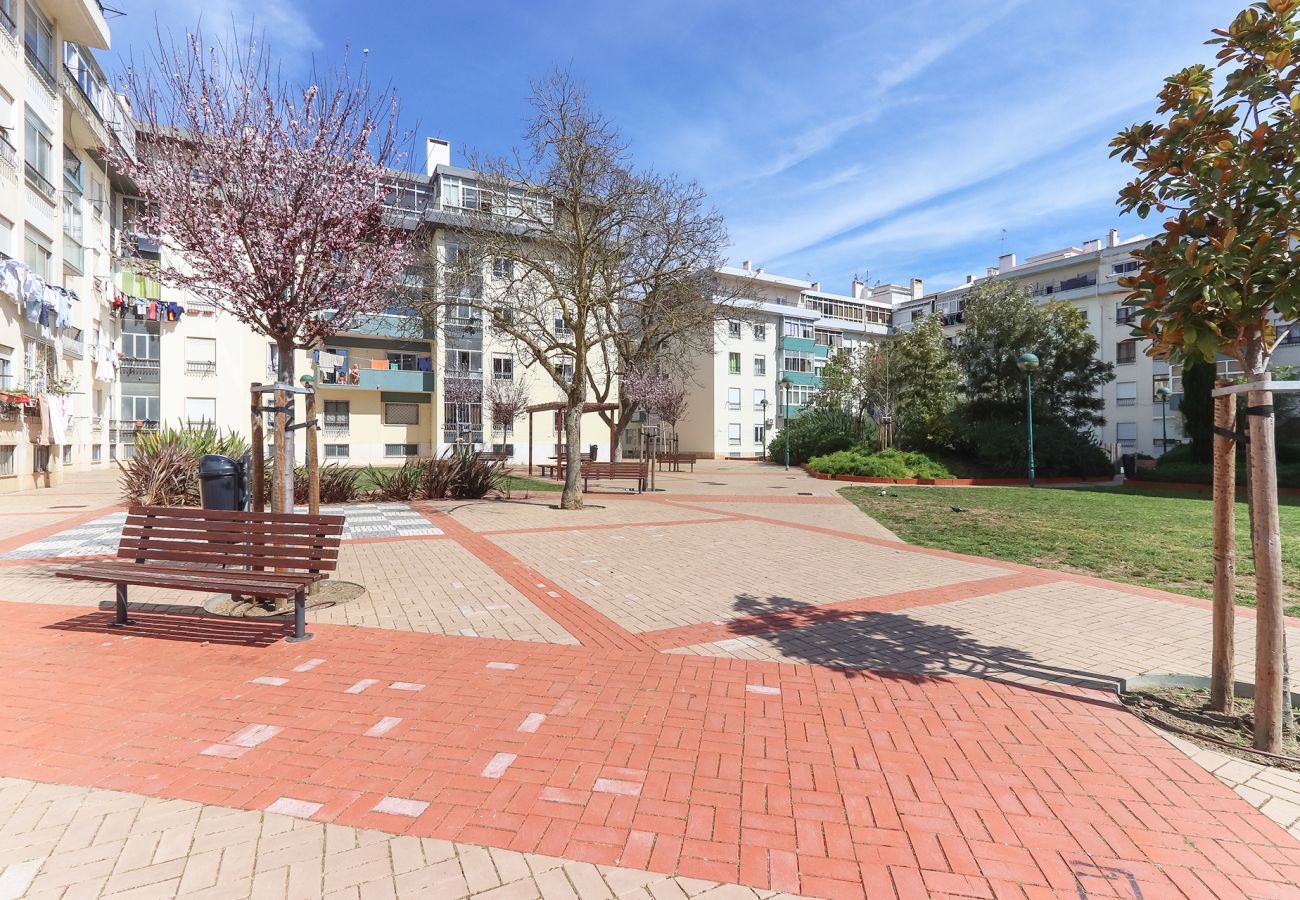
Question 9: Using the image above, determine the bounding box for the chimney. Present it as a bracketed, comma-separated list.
[811, 281, 821, 292]
[1107, 229, 1119, 248]
[1082, 239, 1101, 253]
[998, 253, 1016, 273]
[986, 266, 998, 277]
[425, 137, 451, 176]
[910, 277, 924, 300]
[966, 274, 974, 285]
[755, 267, 764, 274]
[851, 279, 864, 299]
[741, 259, 751, 271]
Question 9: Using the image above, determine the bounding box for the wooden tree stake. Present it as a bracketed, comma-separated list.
[1247, 373, 1285, 752]
[1211, 378, 1236, 713]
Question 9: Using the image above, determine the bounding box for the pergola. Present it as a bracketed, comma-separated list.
[526, 401, 619, 475]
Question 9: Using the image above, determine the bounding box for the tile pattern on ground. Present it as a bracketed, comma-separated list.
[0, 776, 809, 899]
[0, 503, 441, 560]
[0, 602, 1297, 899]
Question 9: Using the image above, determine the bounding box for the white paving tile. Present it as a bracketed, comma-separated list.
[745, 684, 781, 696]
[293, 658, 325, 672]
[372, 797, 430, 818]
[592, 778, 642, 797]
[0, 858, 44, 900]
[486, 662, 518, 671]
[518, 713, 546, 733]
[365, 716, 403, 738]
[345, 679, 379, 694]
[265, 797, 322, 819]
[481, 752, 517, 779]
[249, 676, 288, 687]
[390, 682, 425, 691]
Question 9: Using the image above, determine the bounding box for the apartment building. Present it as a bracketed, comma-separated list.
[666, 263, 910, 458]
[0, 0, 135, 495]
[893, 230, 1300, 457]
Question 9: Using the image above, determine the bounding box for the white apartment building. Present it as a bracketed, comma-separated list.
[893, 230, 1300, 458]
[665, 263, 911, 458]
[0, 0, 133, 495]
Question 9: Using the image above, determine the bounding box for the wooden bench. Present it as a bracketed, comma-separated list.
[57, 505, 345, 643]
[579, 461, 648, 492]
[657, 452, 700, 472]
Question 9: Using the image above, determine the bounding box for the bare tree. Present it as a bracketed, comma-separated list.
[437, 70, 729, 509]
[114, 32, 415, 509]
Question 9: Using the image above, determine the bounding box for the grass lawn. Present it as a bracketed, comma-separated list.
[842, 484, 1300, 617]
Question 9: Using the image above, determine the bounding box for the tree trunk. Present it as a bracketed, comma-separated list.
[274, 338, 296, 513]
[1246, 366, 1286, 753]
[1210, 379, 1236, 713]
[560, 400, 585, 510]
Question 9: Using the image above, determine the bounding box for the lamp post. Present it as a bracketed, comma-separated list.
[780, 376, 793, 470]
[760, 397, 769, 452]
[1017, 352, 1040, 487]
[1156, 384, 1172, 456]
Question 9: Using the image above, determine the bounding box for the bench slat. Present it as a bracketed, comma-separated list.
[127, 505, 345, 527]
[114, 546, 339, 571]
[124, 514, 342, 539]
[58, 565, 316, 598]
[118, 535, 341, 561]
[119, 525, 342, 549]
[63, 561, 316, 586]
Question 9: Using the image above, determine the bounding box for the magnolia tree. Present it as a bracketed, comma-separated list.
[621, 365, 688, 451]
[487, 378, 530, 443]
[442, 369, 484, 445]
[1111, 0, 1300, 751]
[113, 34, 415, 509]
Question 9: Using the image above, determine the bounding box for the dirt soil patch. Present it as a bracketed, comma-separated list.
[1122, 685, 1300, 772]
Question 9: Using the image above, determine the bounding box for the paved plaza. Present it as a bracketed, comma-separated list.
[0, 463, 1297, 898]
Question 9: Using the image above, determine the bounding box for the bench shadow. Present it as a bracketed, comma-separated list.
[44, 605, 290, 648]
[727, 593, 1121, 703]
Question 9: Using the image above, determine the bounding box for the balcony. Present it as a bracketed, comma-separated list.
[319, 367, 434, 393]
[24, 162, 56, 204]
[61, 51, 136, 163]
[323, 311, 434, 340]
[24, 42, 57, 93]
[120, 357, 160, 379]
[0, 131, 15, 174]
[62, 327, 84, 359]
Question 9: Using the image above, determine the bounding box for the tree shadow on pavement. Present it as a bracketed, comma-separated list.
[728, 593, 1120, 696]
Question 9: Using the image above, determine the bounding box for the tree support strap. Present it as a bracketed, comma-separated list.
[1213, 425, 1248, 444]
[1244, 404, 1274, 417]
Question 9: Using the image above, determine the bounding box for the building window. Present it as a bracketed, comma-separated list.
[23, 226, 51, 280]
[324, 443, 350, 459]
[1116, 340, 1137, 365]
[1116, 422, 1137, 447]
[384, 402, 420, 425]
[22, 4, 54, 84]
[492, 354, 514, 381]
[22, 108, 53, 199]
[753, 425, 765, 444]
[0, 445, 13, 476]
[492, 257, 513, 280]
[185, 337, 216, 375]
[121, 393, 160, 424]
[753, 388, 767, 410]
[385, 443, 419, 457]
[1116, 304, 1135, 325]
[783, 319, 814, 340]
[266, 342, 280, 377]
[753, 323, 766, 340]
[556, 355, 575, 381]
[782, 350, 816, 373]
[445, 348, 482, 373]
[728, 320, 741, 338]
[727, 352, 740, 374]
[61, 444, 71, 465]
[184, 397, 216, 425]
[0, 345, 13, 390]
[728, 423, 742, 446]
[324, 400, 350, 429]
[1112, 260, 1140, 275]
[91, 444, 101, 463]
[0, 1, 14, 35]
[753, 356, 766, 376]
[726, 387, 741, 410]
[1116, 382, 1137, 407]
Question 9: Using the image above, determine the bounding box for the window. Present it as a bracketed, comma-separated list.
[121, 393, 160, 424]
[185, 337, 216, 375]
[23, 3, 53, 84]
[385, 443, 419, 457]
[1116, 382, 1137, 407]
[728, 423, 742, 446]
[0, 1, 14, 35]
[726, 387, 741, 410]
[324, 444, 350, 459]
[91, 444, 101, 463]
[0, 445, 12, 477]
[1116, 422, 1138, 446]
[753, 323, 766, 340]
[492, 354, 514, 381]
[266, 342, 281, 377]
[1116, 340, 1137, 364]
[753, 425, 765, 444]
[1112, 260, 1140, 275]
[753, 388, 767, 410]
[728, 320, 741, 338]
[324, 400, 350, 429]
[445, 348, 482, 373]
[23, 226, 50, 280]
[184, 397, 216, 425]
[385, 402, 420, 425]
[121, 329, 159, 360]
[782, 350, 816, 373]
[61, 444, 71, 465]
[1116, 304, 1135, 325]
[783, 319, 814, 340]
[727, 352, 740, 374]
[387, 351, 420, 371]
[0, 344, 13, 390]
[753, 355, 766, 376]
[554, 316, 573, 335]
[0, 216, 11, 257]
[492, 257, 513, 280]
[556, 356, 575, 381]
[22, 108, 53, 199]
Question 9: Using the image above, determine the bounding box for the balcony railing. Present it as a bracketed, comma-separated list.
[0, 4, 15, 35]
[24, 43, 56, 91]
[0, 131, 15, 170]
[186, 360, 216, 376]
[24, 162, 56, 203]
[121, 357, 161, 377]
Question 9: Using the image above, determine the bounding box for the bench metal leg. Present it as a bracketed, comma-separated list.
[109, 583, 135, 627]
[285, 589, 312, 643]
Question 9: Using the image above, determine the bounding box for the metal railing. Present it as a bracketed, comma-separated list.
[186, 360, 216, 376]
[0, 131, 15, 169]
[24, 42, 56, 91]
[24, 162, 56, 202]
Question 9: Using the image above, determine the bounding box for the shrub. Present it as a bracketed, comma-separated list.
[364, 449, 507, 501]
[806, 448, 954, 479]
[965, 416, 1113, 478]
[121, 424, 250, 506]
[767, 407, 858, 466]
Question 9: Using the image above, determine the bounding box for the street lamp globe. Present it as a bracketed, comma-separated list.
[1155, 385, 1172, 400]
[1017, 352, 1040, 372]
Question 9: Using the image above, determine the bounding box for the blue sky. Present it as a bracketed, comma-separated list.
[102, 0, 1235, 295]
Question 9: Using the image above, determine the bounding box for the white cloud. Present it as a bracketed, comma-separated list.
[109, 0, 321, 72]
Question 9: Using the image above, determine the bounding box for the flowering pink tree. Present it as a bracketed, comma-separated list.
[487, 378, 530, 443]
[112, 33, 416, 507]
[622, 363, 689, 451]
[442, 369, 483, 445]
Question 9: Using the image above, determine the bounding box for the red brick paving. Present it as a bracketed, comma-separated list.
[0, 601, 1297, 898]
